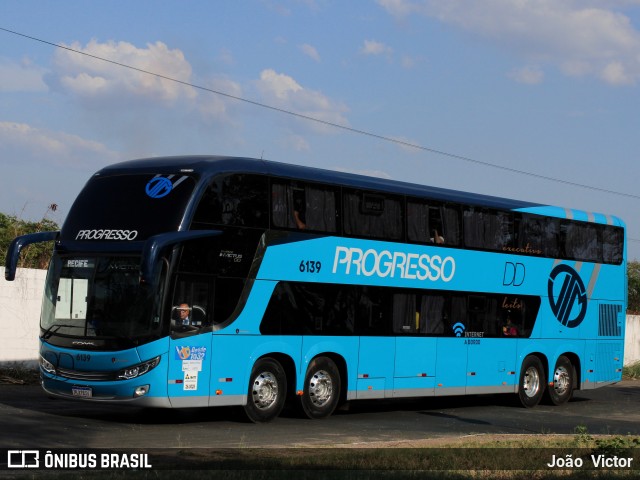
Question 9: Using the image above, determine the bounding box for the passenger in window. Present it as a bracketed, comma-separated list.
[502, 313, 519, 337]
[293, 190, 306, 229]
[431, 229, 445, 244]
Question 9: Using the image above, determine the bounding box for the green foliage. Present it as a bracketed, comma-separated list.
[628, 261, 640, 313]
[0, 207, 59, 269]
[623, 362, 640, 380]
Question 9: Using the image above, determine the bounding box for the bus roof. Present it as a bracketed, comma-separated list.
[97, 155, 623, 225]
[99, 155, 540, 210]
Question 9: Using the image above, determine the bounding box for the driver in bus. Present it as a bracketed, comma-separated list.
[178, 304, 192, 326]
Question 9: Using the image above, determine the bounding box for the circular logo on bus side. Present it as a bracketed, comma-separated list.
[547, 264, 587, 328]
[145, 177, 173, 198]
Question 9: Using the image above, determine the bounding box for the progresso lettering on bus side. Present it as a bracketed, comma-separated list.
[332, 246, 456, 282]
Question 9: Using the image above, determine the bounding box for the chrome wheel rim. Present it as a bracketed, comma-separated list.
[523, 366, 540, 398]
[553, 366, 570, 396]
[308, 370, 333, 407]
[251, 371, 279, 410]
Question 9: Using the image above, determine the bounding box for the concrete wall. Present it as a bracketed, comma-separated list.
[1, 267, 639, 367]
[0, 267, 47, 367]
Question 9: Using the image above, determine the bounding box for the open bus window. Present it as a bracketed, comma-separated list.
[271, 181, 338, 232]
[407, 200, 460, 246]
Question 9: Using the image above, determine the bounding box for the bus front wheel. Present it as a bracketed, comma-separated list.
[518, 355, 545, 408]
[546, 355, 574, 406]
[300, 356, 341, 419]
[244, 358, 287, 423]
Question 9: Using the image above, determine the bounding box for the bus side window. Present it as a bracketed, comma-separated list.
[214, 278, 245, 325]
[602, 226, 623, 265]
[392, 293, 417, 334]
[272, 181, 338, 232]
[464, 208, 513, 251]
[343, 190, 403, 240]
[407, 201, 460, 246]
[419, 294, 446, 334]
[193, 174, 268, 228]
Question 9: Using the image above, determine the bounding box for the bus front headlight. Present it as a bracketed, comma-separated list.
[39, 355, 56, 374]
[116, 356, 161, 380]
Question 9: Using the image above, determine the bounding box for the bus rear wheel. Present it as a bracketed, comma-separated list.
[300, 357, 341, 419]
[518, 355, 546, 408]
[546, 355, 574, 406]
[244, 358, 287, 423]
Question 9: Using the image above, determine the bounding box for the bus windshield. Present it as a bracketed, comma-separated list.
[41, 255, 164, 343]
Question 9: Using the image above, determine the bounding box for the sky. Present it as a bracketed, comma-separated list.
[1, 0, 639, 260]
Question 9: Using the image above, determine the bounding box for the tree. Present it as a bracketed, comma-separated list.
[0, 206, 59, 270]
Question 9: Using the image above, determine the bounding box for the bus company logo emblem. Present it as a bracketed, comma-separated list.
[453, 322, 466, 337]
[548, 264, 587, 328]
[145, 177, 174, 198]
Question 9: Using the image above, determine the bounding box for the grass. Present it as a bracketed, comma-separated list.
[622, 362, 640, 380]
[0, 363, 39, 384]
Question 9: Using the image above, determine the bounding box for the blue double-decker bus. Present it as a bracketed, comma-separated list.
[5, 156, 626, 422]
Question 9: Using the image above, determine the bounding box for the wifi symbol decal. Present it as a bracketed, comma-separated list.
[453, 322, 466, 337]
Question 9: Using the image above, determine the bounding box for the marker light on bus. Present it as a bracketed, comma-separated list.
[117, 356, 161, 380]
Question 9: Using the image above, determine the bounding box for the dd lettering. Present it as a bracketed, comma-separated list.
[503, 262, 525, 287]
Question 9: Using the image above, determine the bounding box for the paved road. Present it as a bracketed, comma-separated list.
[1, 381, 638, 449]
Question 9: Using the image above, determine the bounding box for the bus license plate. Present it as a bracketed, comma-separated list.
[72, 386, 92, 398]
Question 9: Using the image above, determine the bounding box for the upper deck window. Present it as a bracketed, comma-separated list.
[343, 189, 403, 240]
[407, 200, 460, 246]
[271, 181, 338, 232]
[193, 174, 268, 228]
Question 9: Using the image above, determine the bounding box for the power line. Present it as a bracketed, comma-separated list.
[2, 26, 640, 202]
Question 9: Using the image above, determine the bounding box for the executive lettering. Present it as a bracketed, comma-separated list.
[332, 246, 456, 282]
[76, 229, 138, 241]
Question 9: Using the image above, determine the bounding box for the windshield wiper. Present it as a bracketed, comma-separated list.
[41, 324, 80, 339]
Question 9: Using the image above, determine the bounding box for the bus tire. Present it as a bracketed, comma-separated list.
[244, 358, 287, 423]
[518, 355, 545, 408]
[546, 355, 574, 406]
[300, 356, 341, 419]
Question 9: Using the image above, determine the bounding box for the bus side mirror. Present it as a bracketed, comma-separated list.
[5, 231, 59, 281]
